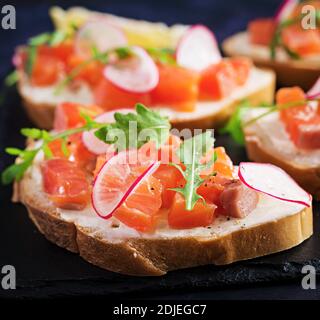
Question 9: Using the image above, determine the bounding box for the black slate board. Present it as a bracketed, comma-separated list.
[0, 84, 319, 299]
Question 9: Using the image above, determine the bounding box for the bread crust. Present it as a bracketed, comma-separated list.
[245, 134, 320, 200]
[18, 69, 275, 130]
[222, 32, 320, 90]
[15, 166, 313, 276]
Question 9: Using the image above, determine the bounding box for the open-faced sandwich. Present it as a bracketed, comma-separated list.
[9, 6, 275, 130]
[222, 76, 320, 199]
[2, 103, 312, 276]
[222, 0, 320, 89]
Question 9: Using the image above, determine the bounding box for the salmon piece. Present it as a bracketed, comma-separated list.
[150, 64, 199, 112]
[248, 18, 276, 46]
[30, 54, 63, 86]
[67, 54, 104, 87]
[199, 60, 238, 100]
[201, 147, 234, 178]
[282, 26, 320, 56]
[114, 176, 163, 232]
[153, 164, 184, 209]
[168, 193, 216, 229]
[219, 180, 259, 218]
[37, 42, 74, 63]
[230, 57, 252, 85]
[277, 87, 320, 149]
[53, 102, 103, 131]
[41, 158, 90, 210]
[29, 43, 74, 86]
[93, 78, 151, 110]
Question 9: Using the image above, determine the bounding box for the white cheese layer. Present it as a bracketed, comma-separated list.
[244, 108, 320, 168]
[19, 67, 273, 122]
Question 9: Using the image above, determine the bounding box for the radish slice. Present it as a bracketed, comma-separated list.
[238, 162, 312, 207]
[274, 0, 299, 23]
[75, 19, 127, 58]
[82, 108, 133, 155]
[92, 149, 160, 219]
[103, 46, 159, 93]
[306, 77, 320, 100]
[176, 25, 221, 71]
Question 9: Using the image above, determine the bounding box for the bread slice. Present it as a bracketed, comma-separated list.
[222, 32, 320, 90]
[13, 156, 312, 276]
[18, 67, 275, 130]
[243, 109, 320, 200]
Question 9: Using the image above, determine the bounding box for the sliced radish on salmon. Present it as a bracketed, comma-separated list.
[274, 0, 299, 23]
[176, 25, 221, 71]
[82, 108, 132, 154]
[75, 19, 127, 58]
[238, 162, 312, 207]
[307, 77, 320, 100]
[103, 46, 159, 93]
[41, 158, 90, 210]
[92, 149, 160, 219]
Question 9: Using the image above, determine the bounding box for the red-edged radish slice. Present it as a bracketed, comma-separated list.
[82, 108, 133, 155]
[103, 46, 159, 93]
[92, 149, 160, 219]
[238, 162, 312, 207]
[75, 19, 127, 58]
[306, 77, 320, 100]
[274, 0, 298, 23]
[176, 25, 221, 71]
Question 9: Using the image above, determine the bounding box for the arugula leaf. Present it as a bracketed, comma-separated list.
[29, 33, 52, 46]
[171, 131, 215, 211]
[219, 100, 250, 145]
[4, 70, 19, 87]
[1, 104, 171, 185]
[95, 104, 171, 151]
[49, 30, 67, 46]
[25, 45, 37, 77]
[5, 147, 24, 156]
[2, 149, 38, 185]
[147, 48, 176, 65]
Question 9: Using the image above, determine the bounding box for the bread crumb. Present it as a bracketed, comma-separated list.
[133, 252, 137, 258]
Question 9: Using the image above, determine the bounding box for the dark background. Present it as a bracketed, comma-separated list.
[0, 0, 319, 300]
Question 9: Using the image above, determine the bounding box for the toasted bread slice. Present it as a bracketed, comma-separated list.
[222, 32, 320, 90]
[19, 67, 275, 130]
[243, 109, 320, 200]
[14, 157, 312, 276]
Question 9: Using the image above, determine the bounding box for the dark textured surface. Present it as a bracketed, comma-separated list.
[0, 0, 320, 300]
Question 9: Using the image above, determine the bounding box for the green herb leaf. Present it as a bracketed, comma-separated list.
[29, 33, 51, 46]
[1, 148, 38, 185]
[49, 30, 67, 46]
[4, 70, 19, 87]
[25, 45, 37, 77]
[21, 128, 43, 139]
[219, 100, 250, 145]
[5, 147, 24, 156]
[171, 131, 214, 210]
[95, 103, 171, 151]
[147, 48, 176, 65]
[115, 47, 132, 59]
